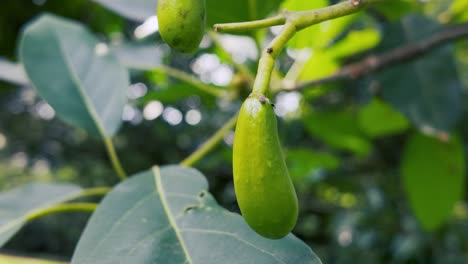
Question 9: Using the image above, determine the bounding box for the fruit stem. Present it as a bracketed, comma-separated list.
[252, 22, 297, 95]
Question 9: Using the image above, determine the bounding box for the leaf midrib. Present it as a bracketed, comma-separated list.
[152, 166, 193, 264]
[51, 25, 109, 139]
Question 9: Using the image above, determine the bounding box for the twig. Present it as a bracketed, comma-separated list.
[290, 23, 468, 91]
[214, 15, 286, 32]
[214, 0, 387, 96]
[214, 0, 385, 32]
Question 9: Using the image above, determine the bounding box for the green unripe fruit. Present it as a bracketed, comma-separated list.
[233, 94, 299, 239]
[157, 0, 206, 53]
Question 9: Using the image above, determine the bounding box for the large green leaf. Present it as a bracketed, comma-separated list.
[72, 166, 321, 264]
[20, 14, 128, 138]
[376, 15, 462, 134]
[402, 132, 465, 231]
[0, 183, 82, 247]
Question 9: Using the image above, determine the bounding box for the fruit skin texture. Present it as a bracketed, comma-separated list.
[157, 0, 205, 53]
[233, 95, 298, 239]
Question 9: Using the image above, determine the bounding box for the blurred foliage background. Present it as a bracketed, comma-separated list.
[1, 0, 468, 263]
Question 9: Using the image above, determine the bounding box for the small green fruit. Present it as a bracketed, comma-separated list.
[157, 0, 206, 53]
[233, 94, 298, 239]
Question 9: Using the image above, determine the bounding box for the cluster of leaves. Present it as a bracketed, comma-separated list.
[0, 0, 467, 263]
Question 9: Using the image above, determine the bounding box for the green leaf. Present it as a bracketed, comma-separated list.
[358, 97, 410, 138]
[0, 183, 82, 247]
[376, 15, 462, 134]
[72, 166, 321, 264]
[286, 148, 339, 180]
[402, 132, 465, 231]
[92, 0, 156, 22]
[20, 14, 128, 138]
[302, 108, 372, 156]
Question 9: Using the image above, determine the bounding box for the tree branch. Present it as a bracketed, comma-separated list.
[213, 0, 386, 32]
[214, 0, 387, 98]
[290, 23, 468, 91]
